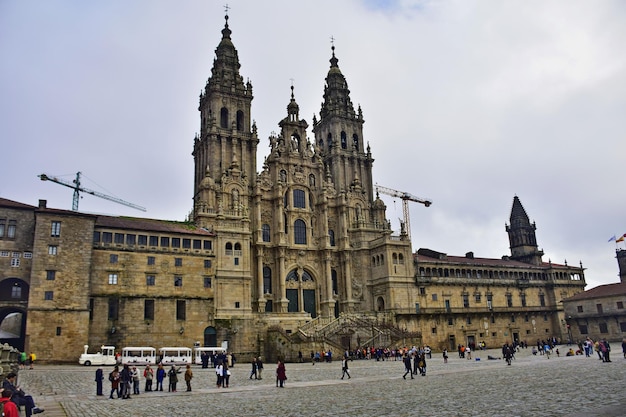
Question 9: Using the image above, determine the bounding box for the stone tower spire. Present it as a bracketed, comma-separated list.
[192, 12, 258, 223]
[506, 196, 544, 265]
[616, 249, 626, 283]
[312, 44, 374, 202]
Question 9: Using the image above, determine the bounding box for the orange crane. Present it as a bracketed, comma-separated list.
[38, 172, 146, 212]
[375, 183, 431, 241]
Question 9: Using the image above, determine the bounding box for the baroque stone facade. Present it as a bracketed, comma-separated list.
[0, 15, 587, 362]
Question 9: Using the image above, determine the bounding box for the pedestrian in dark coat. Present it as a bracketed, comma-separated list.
[402, 353, 414, 379]
[276, 360, 287, 387]
[95, 368, 104, 395]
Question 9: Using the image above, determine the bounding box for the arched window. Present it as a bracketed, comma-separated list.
[262, 224, 271, 242]
[329, 230, 335, 246]
[327, 133, 332, 150]
[286, 270, 299, 281]
[293, 189, 305, 208]
[301, 271, 313, 281]
[234, 242, 241, 251]
[331, 269, 338, 294]
[399, 254, 405, 264]
[392, 253, 398, 264]
[236, 110, 244, 131]
[353, 134, 359, 150]
[225, 242, 233, 256]
[284, 191, 288, 208]
[220, 107, 228, 128]
[341, 131, 347, 149]
[263, 266, 272, 294]
[294, 219, 307, 244]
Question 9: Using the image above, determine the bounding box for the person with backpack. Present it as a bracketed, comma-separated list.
[109, 366, 120, 399]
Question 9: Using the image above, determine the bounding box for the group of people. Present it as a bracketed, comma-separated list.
[1, 372, 44, 417]
[101, 362, 194, 398]
[401, 347, 428, 379]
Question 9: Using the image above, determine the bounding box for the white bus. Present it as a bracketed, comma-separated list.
[121, 347, 157, 365]
[193, 341, 228, 365]
[159, 347, 192, 365]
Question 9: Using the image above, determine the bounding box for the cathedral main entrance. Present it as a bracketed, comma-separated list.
[286, 269, 317, 318]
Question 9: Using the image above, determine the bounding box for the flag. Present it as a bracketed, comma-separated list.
[608, 235, 616, 242]
[617, 236, 625, 243]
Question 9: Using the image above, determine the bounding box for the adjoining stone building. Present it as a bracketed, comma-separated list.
[0, 15, 587, 362]
[562, 250, 626, 343]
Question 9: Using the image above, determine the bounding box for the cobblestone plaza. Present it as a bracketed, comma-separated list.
[18, 347, 626, 417]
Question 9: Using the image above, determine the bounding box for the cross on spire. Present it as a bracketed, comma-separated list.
[224, 3, 230, 15]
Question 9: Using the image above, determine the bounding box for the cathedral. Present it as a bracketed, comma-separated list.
[0, 15, 586, 363]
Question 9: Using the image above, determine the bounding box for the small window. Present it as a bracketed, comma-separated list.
[46, 270, 56, 281]
[147, 256, 155, 266]
[5, 221, 15, 238]
[160, 237, 170, 247]
[138, 235, 148, 245]
[51, 221, 61, 237]
[599, 322, 608, 333]
[447, 318, 453, 325]
[617, 301, 624, 309]
[329, 230, 335, 246]
[432, 294, 438, 301]
[431, 327, 437, 334]
[108, 274, 118, 285]
[0, 220, 4, 238]
[172, 238, 181, 248]
[204, 259, 212, 268]
[577, 305, 583, 313]
[294, 219, 307, 244]
[44, 291, 54, 300]
[176, 300, 186, 320]
[475, 294, 481, 303]
[463, 294, 470, 308]
[596, 304, 603, 314]
[579, 324, 588, 334]
[419, 287, 426, 295]
[234, 257, 239, 266]
[506, 294, 513, 307]
[175, 258, 183, 267]
[56, 327, 62, 336]
[144, 300, 155, 321]
[126, 234, 136, 245]
[114, 233, 124, 244]
[262, 224, 271, 242]
[11, 285, 22, 299]
[204, 277, 212, 288]
[146, 275, 155, 286]
[235, 302, 240, 309]
[93, 231, 101, 243]
[149, 236, 158, 246]
[108, 298, 119, 320]
[466, 317, 472, 325]
[48, 245, 58, 255]
[110, 254, 118, 264]
[203, 240, 212, 250]
[182, 239, 191, 249]
[174, 276, 183, 287]
[193, 239, 202, 250]
[10, 258, 19, 267]
[102, 232, 113, 243]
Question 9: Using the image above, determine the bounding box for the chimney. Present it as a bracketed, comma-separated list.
[38, 199, 47, 209]
[465, 252, 474, 259]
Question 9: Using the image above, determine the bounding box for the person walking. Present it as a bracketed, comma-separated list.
[341, 357, 351, 379]
[276, 360, 287, 388]
[249, 357, 258, 380]
[443, 348, 448, 364]
[215, 361, 223, 388]
[95, 368, 104, 396]
[184, 364, 193, 391]
[221, 363, 230, 388]
[119, 364, 132, 399]
[402, 353, 413, 379]
[256, 357, 264, 380]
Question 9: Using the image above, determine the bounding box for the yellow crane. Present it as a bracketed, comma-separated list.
[375, 183, 432, 241]
[38, 172, 146, 212]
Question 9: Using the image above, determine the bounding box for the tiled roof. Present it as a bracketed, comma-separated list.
[96, 215, 215, 236]
[563, 282, 626, 301]
[0, 197, 36, 210]
[415, 248, 570, 270]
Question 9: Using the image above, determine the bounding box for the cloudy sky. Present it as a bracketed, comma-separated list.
[1, 0, 625, 289]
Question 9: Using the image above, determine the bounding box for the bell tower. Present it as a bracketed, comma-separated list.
[312, 45, 374, 203]
[192, 12, 259, 226]
[506, 196, 544, 265]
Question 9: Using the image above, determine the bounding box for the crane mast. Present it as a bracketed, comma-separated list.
[39, 172, 146, 212]
[375, 183, 432, 243]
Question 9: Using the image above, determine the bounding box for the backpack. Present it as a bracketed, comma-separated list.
[109, 372, 114, 382]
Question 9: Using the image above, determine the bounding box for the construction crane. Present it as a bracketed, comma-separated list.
[375, 183, 432, 241]
[38, 172, 146, 212]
